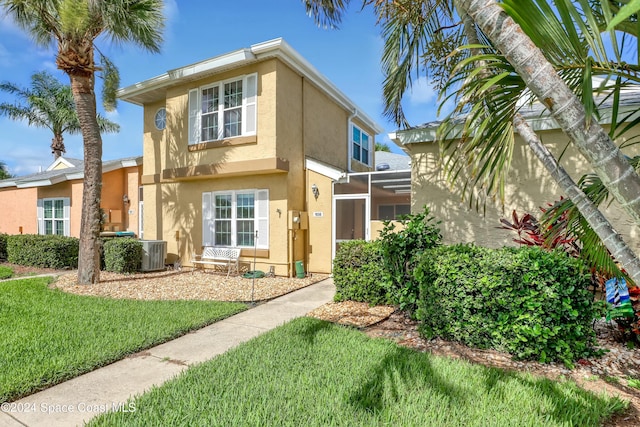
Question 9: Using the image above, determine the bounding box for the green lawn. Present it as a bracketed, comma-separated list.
[89, 317, 627, 427]
[0, 277, 246, 403]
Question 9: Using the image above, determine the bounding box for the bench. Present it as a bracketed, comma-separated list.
[191, 246, 241, 277]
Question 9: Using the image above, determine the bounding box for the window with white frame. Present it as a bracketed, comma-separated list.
[352, 125, 371, 166]
[202, 189, 269, 248]
[189, 73, 257, 145]
[37, 198, 70, 236]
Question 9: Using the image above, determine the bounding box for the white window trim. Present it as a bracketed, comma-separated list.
[351, 124, 372, 166]
[202, 189, 269, 249]
[188, 73, 257, 145]
[37, 197, 70, 236]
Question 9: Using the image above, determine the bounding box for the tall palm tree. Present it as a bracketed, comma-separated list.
[0, 161, 11, 180]
[0, 0, 164, 285]
[0, 71, 120, 159]
[304, 0, 640, 283]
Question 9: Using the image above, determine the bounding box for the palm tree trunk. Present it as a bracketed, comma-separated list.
[514, 114, 640, 285]
[458, 6, 640, 284]
[69, 73, 102, 285]
[51, 134, 65, 159]
[455, 0, 640, 230]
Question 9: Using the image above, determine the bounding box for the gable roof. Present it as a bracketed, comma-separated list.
[390, 84, 640, 147]
[46, 157, 83, 171]
[117, 38, 383, 134]
[0, 156, 142, 189]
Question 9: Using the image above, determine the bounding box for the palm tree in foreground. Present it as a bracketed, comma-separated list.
[0, 71, 120, 159]
[0, 0, 164, 285]
[303, 0, 640, 285]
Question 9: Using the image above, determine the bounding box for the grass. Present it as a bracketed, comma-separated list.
[0, 265, 13, 279]
[90, 317, 627, 427]
[0, 277, 246, 403]
[627, 377, 640, 390]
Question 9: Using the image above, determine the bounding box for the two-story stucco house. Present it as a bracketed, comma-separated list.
[117, 38, 383, 276]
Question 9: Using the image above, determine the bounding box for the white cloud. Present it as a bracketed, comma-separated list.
[407, 77, 437, 106]
[164, 0, 179, 24]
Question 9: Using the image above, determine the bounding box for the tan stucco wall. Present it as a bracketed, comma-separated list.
[0, 187, 38, 234]
[408, 127, 640, 253]
[306, 170, 334, 274]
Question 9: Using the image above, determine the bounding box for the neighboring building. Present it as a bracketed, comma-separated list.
[117, 38, 383, 275]
[0, 156, 142, 238]
[389, 89, 640, 253]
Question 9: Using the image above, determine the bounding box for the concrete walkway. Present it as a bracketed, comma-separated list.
[0, 278, 335, 427]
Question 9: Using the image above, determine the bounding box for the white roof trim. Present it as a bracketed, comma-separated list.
[117, 38, 383, 135]
[7, 157, 141, 189]
[305, 157, 346, 181]
[392, 104, 640, 146]
[46, 157, 76, 171]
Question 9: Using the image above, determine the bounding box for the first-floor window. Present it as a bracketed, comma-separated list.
[37, 198, 70, 236]
[202, 189, 268, 248]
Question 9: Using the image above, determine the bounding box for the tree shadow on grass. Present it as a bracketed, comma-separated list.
[346, 341, 624, 426]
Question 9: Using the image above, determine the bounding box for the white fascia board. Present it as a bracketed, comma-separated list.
[395, 102, 640, 146]
[117, 50, 256, 105]
[167, 49, 255, 80]
[252, 38, 384, 135]
[119, 157, 143, 168]
[16, 179, 54, 188]
[305, 157, 346, 181]
[0, 180, 17, 188]
[116, 74, 171, 106]
[64, 172, 84, 180]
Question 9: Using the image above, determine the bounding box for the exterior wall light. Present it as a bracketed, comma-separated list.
[123, 194, 130, 204]
[311, 184, 319, 200]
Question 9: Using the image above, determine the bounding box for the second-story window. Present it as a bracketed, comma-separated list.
[188, 73, 257, 145]
[352, 125, 371, 166]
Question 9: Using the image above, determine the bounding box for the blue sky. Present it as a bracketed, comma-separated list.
[0, 0, 441, 176]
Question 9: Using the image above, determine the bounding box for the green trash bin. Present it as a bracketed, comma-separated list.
[295, 260, 305, 278]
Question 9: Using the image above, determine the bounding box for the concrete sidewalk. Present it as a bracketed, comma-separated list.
[0, 278, 335, 427]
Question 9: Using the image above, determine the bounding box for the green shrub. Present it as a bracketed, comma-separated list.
[415, 244, 600, 365]
[0, 265, 13, 280]
[103, 238, 142, 273]
[332, 240, 390, 305]
[379, 207, 442, 313]
[0, 233, 7, 260]
[7, 234, 78, 269]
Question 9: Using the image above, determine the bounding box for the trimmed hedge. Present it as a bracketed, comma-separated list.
[7, 234, 78, 269]
[0, 233, 7, 260]
[103, 238, 142, 273]
[415, 244, 600, 365]
[332, 240, 390, 305]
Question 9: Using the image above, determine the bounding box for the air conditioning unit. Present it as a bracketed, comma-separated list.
[140, 240, 166, 272]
